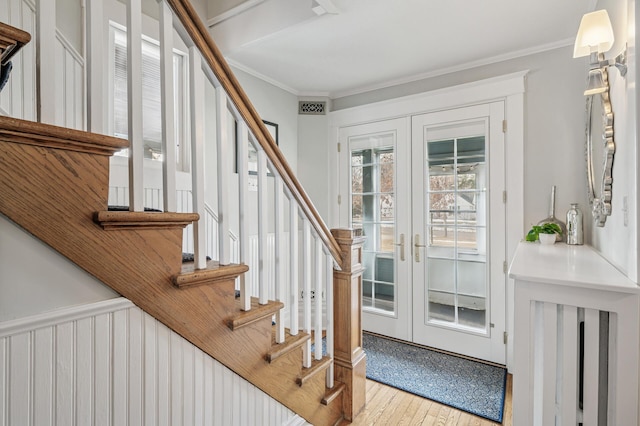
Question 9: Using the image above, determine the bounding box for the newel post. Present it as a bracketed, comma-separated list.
[331, 228, 366, 421]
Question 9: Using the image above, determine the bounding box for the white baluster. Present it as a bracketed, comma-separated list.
[237, 123, 250, 311]
[36, 0, 56, 124]
[289, 200, 299, 335]
[127, 0, 144, 211]
[216, 90, 231, 265]
[86, 0, 104, 133]
[274, 176, 285, 343]
[188, 47, 206, 269]
[560, 305, 578, 425]
[583, 309, 600, 425]
[314, 236, 323, 361]
[302, 219, 312, 368]
[541, 302, 558, 426]
[325, 252, 334, 388]
[159, 0, 176, 213]
[257, 148, 268, 305]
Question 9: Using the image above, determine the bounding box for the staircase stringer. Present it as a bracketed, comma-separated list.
[0, 119, 343, 425]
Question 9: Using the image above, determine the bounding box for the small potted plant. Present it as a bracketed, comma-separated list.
[525, 223, 562, 245]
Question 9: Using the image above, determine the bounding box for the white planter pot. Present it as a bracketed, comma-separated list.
[539, 233, 556, 245]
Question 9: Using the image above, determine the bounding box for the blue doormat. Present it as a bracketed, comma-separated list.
[363, 333, 507, 423]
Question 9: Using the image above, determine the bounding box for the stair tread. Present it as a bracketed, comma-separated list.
[94, 210, 199, 230]
[266, 330, 310, 363]
[227, 297, 284, 331]
[322, 381, 345, 406]
[175, 260, 248, 288]
[296, 356, 333, 386]
[0, 115, 127, 155]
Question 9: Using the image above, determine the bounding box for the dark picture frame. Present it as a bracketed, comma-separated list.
[236, 120, 278, 176]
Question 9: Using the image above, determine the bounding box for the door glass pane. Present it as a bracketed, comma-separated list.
[427, 258, 455, 323]
[425, 128, 488, 333]
[351, 139, 396, 316]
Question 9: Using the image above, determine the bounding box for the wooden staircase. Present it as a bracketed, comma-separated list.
[0, 116, 346, 425]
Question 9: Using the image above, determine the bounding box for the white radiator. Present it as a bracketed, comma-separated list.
[514, 283, 640, 425]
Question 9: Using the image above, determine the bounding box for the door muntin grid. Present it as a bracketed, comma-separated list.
[351, 144, 396, 316]
[425, 133, 489, 334]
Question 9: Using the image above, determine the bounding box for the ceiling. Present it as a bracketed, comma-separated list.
[207, 0, 596, 97]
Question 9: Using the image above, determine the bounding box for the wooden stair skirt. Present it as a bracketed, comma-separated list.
[0, 116, 354, 425]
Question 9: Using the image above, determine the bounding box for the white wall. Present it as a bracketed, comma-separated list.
[330, 46, 589, 243]
[0, 298, 303, 426]
[232, 66, 299, 172]
[297, 98, 331, 222]
[325, 1, 639, 283]
[0, 215, 119, 322]
[56, 0, 82, 53]
[589, 0, 638, 282]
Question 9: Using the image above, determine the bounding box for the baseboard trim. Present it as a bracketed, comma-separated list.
[0, 297, 134, 337]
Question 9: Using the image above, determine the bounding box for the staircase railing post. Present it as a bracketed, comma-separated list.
[331, 228, 366, 421]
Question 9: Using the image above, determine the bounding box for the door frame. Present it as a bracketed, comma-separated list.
[329, 71, 526, 370]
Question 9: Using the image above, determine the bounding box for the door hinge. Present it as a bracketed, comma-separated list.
[337, 142, 341, 153]
[502, 190, 507, 203]
[502, 120, 507, 133]
[503, 331, 508, 344]
[503, 261, 507, 274]
[338, 195, 341, 205]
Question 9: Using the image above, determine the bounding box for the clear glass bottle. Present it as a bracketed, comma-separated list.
[566, 203, 583, 245]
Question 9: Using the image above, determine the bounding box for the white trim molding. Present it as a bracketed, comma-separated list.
[0, 297, 133, 338]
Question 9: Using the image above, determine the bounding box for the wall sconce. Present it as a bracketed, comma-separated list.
[573, 9, 627, 95]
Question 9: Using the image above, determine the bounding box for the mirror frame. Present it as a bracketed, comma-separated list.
[585, 67, 615, 227]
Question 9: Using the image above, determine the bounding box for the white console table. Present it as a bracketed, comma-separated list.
[509, 242, 640, 426]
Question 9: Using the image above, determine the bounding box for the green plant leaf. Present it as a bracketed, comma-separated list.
[540, 222, 562, 234]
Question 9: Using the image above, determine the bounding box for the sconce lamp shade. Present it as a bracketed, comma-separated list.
[584, 68, 607, 95]
[573, 10, 615, 58]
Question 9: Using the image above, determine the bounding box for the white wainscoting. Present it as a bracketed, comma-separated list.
[0, 0, 37, 121]
[0, 298, 306, 426]
[54, 30, 85, 131]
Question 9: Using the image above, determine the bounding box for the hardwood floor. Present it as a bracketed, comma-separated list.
[348, 374, 512, 425]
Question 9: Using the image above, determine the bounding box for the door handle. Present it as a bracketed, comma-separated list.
[414, 234, 426, 262]
[394, 233, 405, 261]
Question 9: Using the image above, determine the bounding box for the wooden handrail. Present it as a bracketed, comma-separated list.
[165, 0, 342, 266]
[0, 22, 31, 65]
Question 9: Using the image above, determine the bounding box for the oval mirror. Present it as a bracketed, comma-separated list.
[585, 69, 615, 227]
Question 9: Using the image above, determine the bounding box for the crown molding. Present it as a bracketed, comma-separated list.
[207, 0, 265, 27]
[330, 38, 575, 99]
[227, 58, 301, 96]
[227, 37, 574, 101]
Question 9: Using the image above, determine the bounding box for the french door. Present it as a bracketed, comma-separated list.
[339, 118, 412, 341]
[339, 102, 506, 364]
[411, 103, 505, 364]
